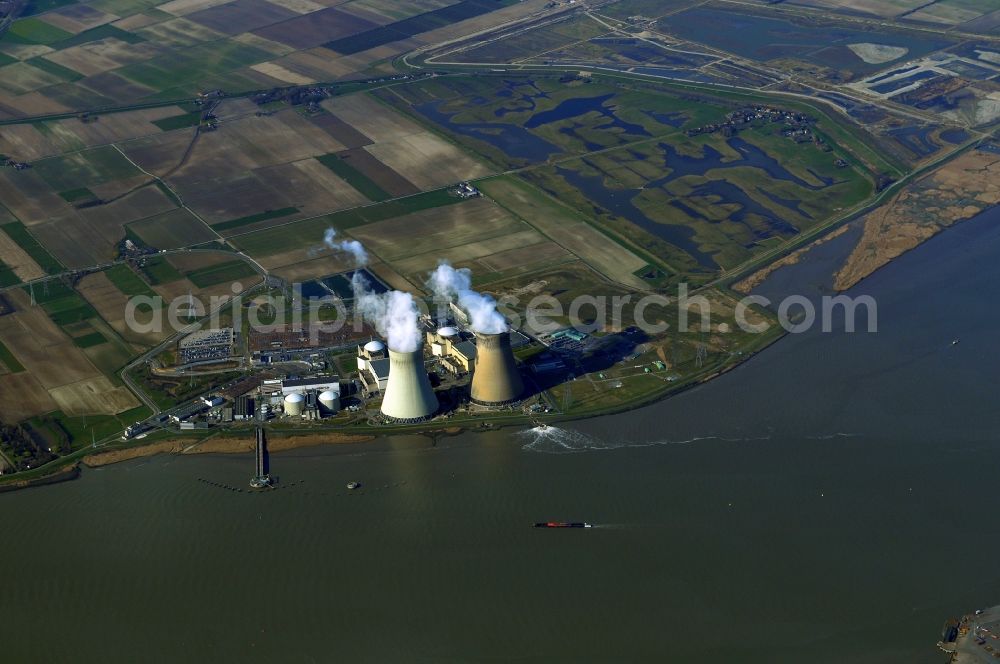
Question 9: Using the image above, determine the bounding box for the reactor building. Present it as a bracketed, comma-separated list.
[283, 392, 305, 417]
[380, 345, 439, 422]
[470, 331, 524, 406]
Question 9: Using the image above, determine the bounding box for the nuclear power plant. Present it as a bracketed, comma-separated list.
[470, 331, 524, 406]
[380, 346, 439, 422]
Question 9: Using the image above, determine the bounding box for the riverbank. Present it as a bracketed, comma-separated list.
[0, 462, 80, 492]
[83, 432, 375, 468]
[2, 317, 782, 487]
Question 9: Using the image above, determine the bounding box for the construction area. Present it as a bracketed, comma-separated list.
[940, 605, 1000, 662]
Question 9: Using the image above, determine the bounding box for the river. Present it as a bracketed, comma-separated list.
[5, 207, 1000, 662]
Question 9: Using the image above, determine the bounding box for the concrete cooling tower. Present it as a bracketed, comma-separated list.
[470, 332, 524, 407]
[380, 347, 439, 422]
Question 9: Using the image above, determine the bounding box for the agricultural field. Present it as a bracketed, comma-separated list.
[0, 88, 491, 272]
[0, 285, 139, 427]
[0, 0, 548, 118]
[320, 93, 489, 191]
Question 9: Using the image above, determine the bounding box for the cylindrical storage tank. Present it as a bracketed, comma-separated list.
[283, 392, 304, 416]
[364, 340, 385, 354]
[318, 389, 340, 415]
[380, 346, 438, 423]
[470, 332, 524, 407]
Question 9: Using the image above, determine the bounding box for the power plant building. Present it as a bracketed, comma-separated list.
[358, 340, 390, 393]
[274, 377, 342, 417]
[280, 376, 340, 397]
[470, 331, 524, 407]
[380, 346, 438, 422]
[427, 327, 476, 374]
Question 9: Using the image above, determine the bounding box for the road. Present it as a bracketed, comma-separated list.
[119, 275, 266, 416]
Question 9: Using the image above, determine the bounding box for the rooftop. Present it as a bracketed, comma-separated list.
[282, 376, 340, 388]
[368, 357, 391, 379]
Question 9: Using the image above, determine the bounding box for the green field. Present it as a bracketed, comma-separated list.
[136, 255, 183, 285]
[2, 18, 73, 45]
[24, 57, 84, 82]
[152, 111, 203, 131]
[72, 331, 108, 348]
[105, 263, 157, 298]
[41, 292, 98, 326]
[117, 41, 272, 96]
[32, 146, 141, 192]
[231, 189, 462, 257]
[2, 222, 63, 274]
[184, 260, 257, 288]
[213, 207, 300, 232]
[315, 154, 391, 202]
[0, 339, 25, 373]
[129, 208, 217, 249]
[53, 23, 146, 49]
[28, 281, 98, 327]
[0, 260, 20, 288]
[38, 405, 151, 449]
[20, 0, 79, 16]
[58, 187, 97, 203]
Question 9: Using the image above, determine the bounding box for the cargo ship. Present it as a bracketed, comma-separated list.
[534, 522, 592, 528]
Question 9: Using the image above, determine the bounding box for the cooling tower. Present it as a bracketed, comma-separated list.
[380, 347, 438, 422]
[470, 332, 524, 406]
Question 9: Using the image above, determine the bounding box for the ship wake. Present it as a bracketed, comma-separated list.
[518, 426, 772, 454]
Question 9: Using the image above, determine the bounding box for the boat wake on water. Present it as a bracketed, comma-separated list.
[517, 425, 772, 454]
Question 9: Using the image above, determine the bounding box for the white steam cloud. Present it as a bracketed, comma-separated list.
[428, 261, 507, 334]
[324, 228, 368, 265]
[351, 272, 421, 353]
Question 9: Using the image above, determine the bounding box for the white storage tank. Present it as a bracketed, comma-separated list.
[283, 392, 305, 417]
[318, 389, 340, 415]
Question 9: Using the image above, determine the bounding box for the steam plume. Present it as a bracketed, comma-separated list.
[351, 272, 421, 353]
[324, 228, 368, 265]
[428, 261, 507, 334]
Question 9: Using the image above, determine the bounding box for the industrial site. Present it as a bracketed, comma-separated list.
[2, 0, 1000, 661]
[0, 0, 997, 484]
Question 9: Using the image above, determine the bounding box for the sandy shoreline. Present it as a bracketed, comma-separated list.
[83, 432, 376, 468]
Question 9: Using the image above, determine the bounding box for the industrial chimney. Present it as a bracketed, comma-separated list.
[380, 346, 439, 422]
[470, 332, 524, 406]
